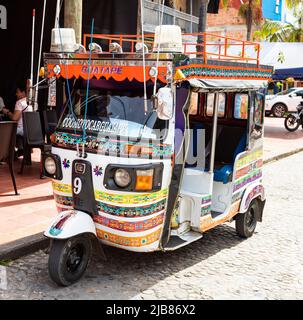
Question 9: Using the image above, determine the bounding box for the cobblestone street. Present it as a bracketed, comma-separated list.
[1, 152, 303, 300]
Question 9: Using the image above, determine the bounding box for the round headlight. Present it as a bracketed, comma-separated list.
[114, 169, 131, 188]
[45, 157, 56, 175]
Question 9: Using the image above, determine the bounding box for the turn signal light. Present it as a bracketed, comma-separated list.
[125, 144, 153, 156]
[135, 169, 154, 191]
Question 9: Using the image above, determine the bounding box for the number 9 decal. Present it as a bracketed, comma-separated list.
[73, 177, 82, 195]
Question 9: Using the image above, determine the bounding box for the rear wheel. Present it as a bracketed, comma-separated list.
[235, 201, 259, 238]
[271, 103, 287, 117]
[284, 114, 300, 132]
[48, 236, 92, 286]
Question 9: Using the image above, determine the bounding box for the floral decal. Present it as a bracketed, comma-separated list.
[94, 166, 103, 177]
[62, 159, 70, 169]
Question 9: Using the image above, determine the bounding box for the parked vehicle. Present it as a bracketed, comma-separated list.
[284, 102, 303, 132]
[265, 88, 303, 117]
[41, 25, 273, 286]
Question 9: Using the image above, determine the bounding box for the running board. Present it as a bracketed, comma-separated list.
[164, 231, 203, 251]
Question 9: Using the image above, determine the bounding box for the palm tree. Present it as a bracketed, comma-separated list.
[238, 0, 263, 41]
[254, 4, 303, 42]
[197, 0, 210, 55]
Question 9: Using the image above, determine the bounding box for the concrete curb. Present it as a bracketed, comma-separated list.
[1, 148, 302, 261]
[0, 233, 49, 261]
[264, 147, 303, 165]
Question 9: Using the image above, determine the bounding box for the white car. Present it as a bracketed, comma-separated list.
[265, 88, 303, 117]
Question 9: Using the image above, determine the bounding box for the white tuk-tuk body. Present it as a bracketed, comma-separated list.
[43, 32, 272, 254]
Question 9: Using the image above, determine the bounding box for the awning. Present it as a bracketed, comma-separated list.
[188, 79, 268, 92]
[272, 67, 303, 81]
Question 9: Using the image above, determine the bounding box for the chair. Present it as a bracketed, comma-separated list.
[43, 109, 58, 143]
[20, 111, 51, 178]
[0, 121, 18, 195]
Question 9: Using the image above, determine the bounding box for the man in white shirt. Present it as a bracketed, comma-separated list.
[2, 80, 33, 135]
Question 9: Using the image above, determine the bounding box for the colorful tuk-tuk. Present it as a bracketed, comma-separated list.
[42, 25, 273, 286]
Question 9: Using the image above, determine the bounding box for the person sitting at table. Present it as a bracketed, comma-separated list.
[2, 80, 33, 136]
[0, 95, 4, 111]
[2, 80, 33, 157]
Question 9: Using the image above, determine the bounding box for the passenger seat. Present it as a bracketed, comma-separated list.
[213, 126, 246, 184]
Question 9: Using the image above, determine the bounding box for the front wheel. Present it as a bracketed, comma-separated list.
[48, 236, 92, 286]
[284, 114, 300, 132]
[235, 201, 259, 238]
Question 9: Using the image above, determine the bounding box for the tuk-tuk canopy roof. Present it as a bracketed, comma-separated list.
[188, 79, 268, 93]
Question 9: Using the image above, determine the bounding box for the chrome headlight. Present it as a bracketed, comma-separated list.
[44, 157, 57, 175]
[114, 169, 131, 188]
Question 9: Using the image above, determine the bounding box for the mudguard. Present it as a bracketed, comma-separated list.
[239, 183, 265, 214]
[44, 210, 96, 239]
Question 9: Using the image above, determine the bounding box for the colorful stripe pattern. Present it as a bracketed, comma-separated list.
[96, 228, 162, 247]
[235, 159, 263, 180]
[52, 184, 168, 247]
[235, 148, 263, 169]
[52, 181, 72, 194]
[53, 132, 173, 159]
[201, 195, 212, 216]
[244, 185, 264, 210]
[93, 214, 164, 232]
[54, 194, 73, 207]
[232, 148, 263, 199]
[233, 168, 262, 193]
[95, 188, 168, 205]
[177, 65, 272, 81]
[97, 199, 166, 217]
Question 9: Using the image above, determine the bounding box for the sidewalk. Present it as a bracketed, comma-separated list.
[264, 117, 303, 162]
[0, 117, 302, 256]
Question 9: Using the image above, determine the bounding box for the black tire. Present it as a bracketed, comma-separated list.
[271, 103, 287, 117]
[235, 201, 259, 238]
[284, 114, 300, 132]
[48, 236, 92, 286]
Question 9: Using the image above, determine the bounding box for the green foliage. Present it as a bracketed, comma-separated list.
[0, 260, 11, 266]
[254, 7, 303, 42]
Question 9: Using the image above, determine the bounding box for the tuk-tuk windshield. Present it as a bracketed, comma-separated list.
[58, 79, 167, 140]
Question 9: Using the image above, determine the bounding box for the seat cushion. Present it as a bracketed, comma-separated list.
[214, 164, 233, 184]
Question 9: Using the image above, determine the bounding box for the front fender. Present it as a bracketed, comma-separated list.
[239, 183, 265, 214]
[44, 210, 96, 239]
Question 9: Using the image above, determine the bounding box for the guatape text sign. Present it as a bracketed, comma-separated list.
[47, 63, 168, 82]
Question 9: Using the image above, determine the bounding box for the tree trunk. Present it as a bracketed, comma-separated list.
[246, 0, 253, 41]
[64, 0, 83, 44]
[197, 0, 209, 54]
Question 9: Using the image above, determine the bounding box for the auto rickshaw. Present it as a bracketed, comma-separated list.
[42, 25, 273, 286]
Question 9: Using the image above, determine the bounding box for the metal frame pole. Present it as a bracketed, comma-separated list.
[29, 9, 35, 108]
[209, 92, 219, 174]
[34, 0, 47, 111]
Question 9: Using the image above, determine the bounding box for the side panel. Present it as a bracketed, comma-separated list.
[232, 144, 264, 213]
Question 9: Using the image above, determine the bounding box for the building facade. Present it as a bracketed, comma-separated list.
[143, 0, 259, 40]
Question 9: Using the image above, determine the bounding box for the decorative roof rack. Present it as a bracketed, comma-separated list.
[83, 32, 261, 66]
[44, 31, 272, 82]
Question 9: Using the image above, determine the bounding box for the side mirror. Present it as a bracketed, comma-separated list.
[154, 87, 173, 120]
[289, 93, 296, 97]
